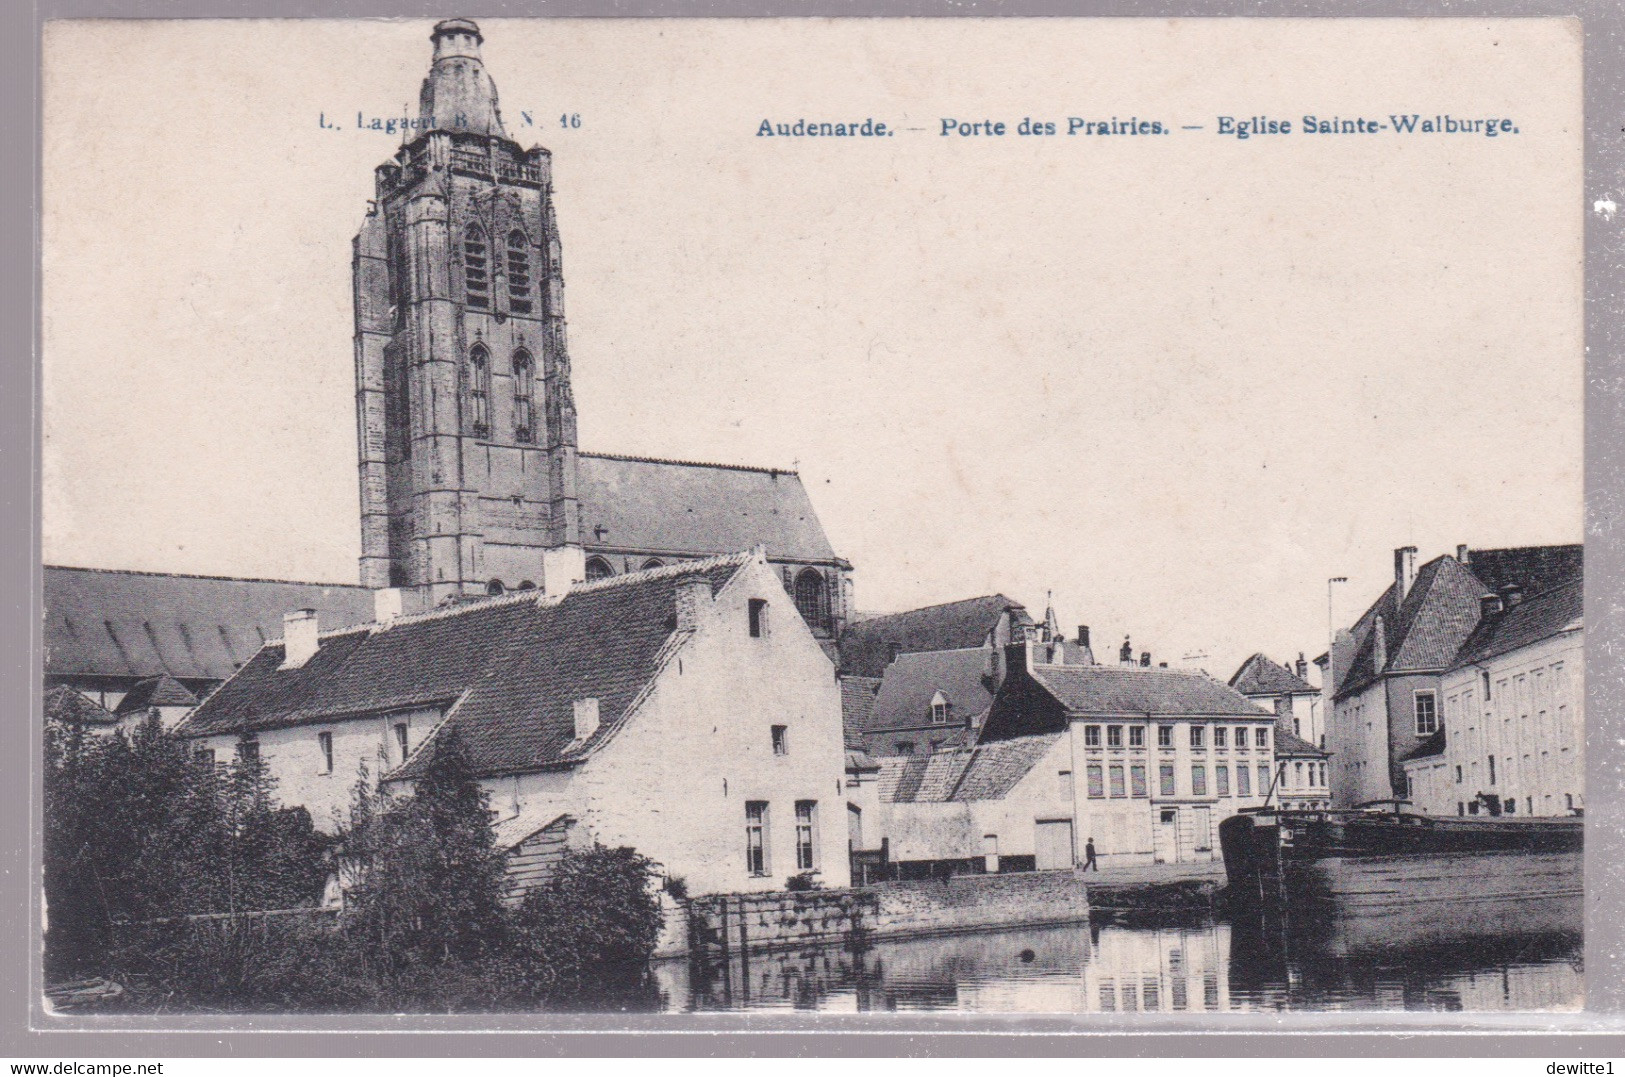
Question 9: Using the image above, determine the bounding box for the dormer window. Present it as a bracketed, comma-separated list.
[929, 692, 949, 725]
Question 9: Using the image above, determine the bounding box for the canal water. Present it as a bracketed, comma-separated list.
[653, 864, 1583, 1013]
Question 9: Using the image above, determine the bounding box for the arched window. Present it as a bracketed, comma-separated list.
[487, 579, 506, 596]
[467, 345, 491, 437]
[640, 558, 665, 571]
[584, 557, 614, 582]
[516, 580, 537, 591]
[512, 350, 535, 442]
[506, 230, 533, 314]
[463, 224, 490, 309]
[793, 569, 827, 630]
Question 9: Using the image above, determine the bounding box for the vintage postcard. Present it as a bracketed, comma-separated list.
[39, 17, 1584, 1018]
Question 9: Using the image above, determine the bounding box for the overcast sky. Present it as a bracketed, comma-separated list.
[42, 18, 1583, 678]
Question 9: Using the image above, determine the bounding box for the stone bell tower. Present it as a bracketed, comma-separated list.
[354, 18, 583, 608]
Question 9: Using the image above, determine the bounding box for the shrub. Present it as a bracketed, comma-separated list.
[510, 843, 664, 1010]
[785, 870, 823, 892]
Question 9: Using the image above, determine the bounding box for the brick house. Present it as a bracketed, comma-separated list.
[176, 550, 850, 897]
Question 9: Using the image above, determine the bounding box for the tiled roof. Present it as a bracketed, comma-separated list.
[113, 675, 199, 716]
[179, 553, 753, 782]
[1029, 664, 1273, 719]
[1401, 729, 1446, 762]
[1229, 654, 1316, 696]
[44, 566, 373, 684]
[839, 675, 881, 748]
[1466, 545, 1583, 601]
[1451, 578, 1583, 670]
[44, 685, 118, 726]
[950, 734, 1064, 801]
[1273, 728, 1328, 758]
[1335, 555, 1489, 700]
[845, 748, 881, 773]
[578, 454, 839, 563]
[866, 649, 995, 734]
[837, 595, 1031, 677]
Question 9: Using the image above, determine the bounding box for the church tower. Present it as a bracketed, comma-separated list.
[354, 19, 583, 607]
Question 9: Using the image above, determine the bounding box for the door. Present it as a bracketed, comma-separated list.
[1154, 808, 1179, 864]
[1034, 818, 1075, 870]
[847, 803, 863, 850]
[1192, 806, 1213, 859]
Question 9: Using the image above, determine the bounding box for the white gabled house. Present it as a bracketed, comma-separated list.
[176, 549, 851, 897]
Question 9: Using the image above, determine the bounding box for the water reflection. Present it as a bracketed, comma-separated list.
[654, 911, 1582, 1013]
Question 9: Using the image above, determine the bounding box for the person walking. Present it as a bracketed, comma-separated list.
[1083, 837, 1099, 872]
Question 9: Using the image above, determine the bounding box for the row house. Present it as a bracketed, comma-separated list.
[1402, 577, 1583, 818]
[177, 550, 851, 898]
[895, 642, 1283, 868]
[1325, 543, 1581, 808]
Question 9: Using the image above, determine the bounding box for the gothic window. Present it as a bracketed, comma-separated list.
[640, 558, 665, 571]
[467, 346, 491, 438]
[584, 556, 614, 582]
[506, 230, 533, 314]
[793, 568, 826, 629]
[487, 580, 506, 596]
[513, 350, 535, 442]
[463, 224, 490, 309]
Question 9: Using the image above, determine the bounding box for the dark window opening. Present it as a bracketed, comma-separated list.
[771, 724, 789, 755]
[584, 557, 614, 582]
[793, 569, 827, 630]
[506, 230, 533, 314]
[467, 345, 491, 438]
[487, 579, 506, 596]
[512, 350, 535, 442]
[748, 598, 768, 638]
[464, 224, 489, 309]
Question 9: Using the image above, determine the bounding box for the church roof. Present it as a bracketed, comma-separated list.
[837, 595, 1031, 677]
[43, 566, 374, 685]
[577, 453, 840, 564]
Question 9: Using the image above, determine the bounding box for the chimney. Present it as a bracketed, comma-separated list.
[1499, 583, 1524, 609]
[1394, 546, 1419, 601]
[1139, 651, 1151, 667]
[280, 609, 319, 670]
[572, 697, 600, 742]
[1076, 625, 1090, 649]
[1457, 544, 1470, 564]
[1275, 697, 1292, 717]
[1372, 615, 1387, 672]
[1480, 594, 1505, 619]
[886, 641, 902, 666]
[373, 587, 403, 625]
[1295, 652, 1308, 679]
[1002, 640, 1035, 679]
[675, 575, 712, 631]
[1119, 636, 1134, 666]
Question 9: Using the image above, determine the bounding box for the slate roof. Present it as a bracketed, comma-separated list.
[113, 675, 199, 716]
[839, 676, 882, 748]
[44, 566, 374, 684]
[837, 595, 1032, 677]
[1030, 664, 1274, 719]
[1450, 578, 1583, 670]
[867, 649, 995, 733]
[1229, 654, 1316, 697]
[876, 733, 1062, 804]
[44, 685, 118, 727]
[577, 454, 840, 564]
[179, 553, 754, 781]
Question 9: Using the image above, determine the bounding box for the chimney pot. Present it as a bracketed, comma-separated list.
[675, 575, 712, 632]
[1139, 651, 1151, 667]
[280, 609, 319, 669]
[1295, 653, 1308, 679]
[1457, 544, 1470, 564]
[1076, 625, 1090, 649]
